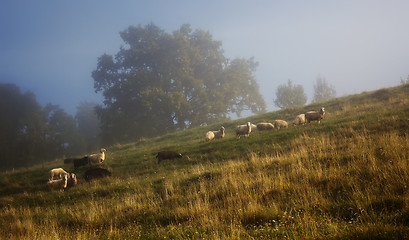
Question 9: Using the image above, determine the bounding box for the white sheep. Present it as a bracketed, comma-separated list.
[236, 122, 252, 138]
[251, 123, 258, 132]
[256, 122, 275, 131]
[88, 148, 106, 166]
[49, 168, 68, 181]
[305, 107, 325, 124]
[274, 120, 288, 130]
[47, 175, 68, 191]
[293, 114, 306, 126]
[205, 126, 225, 141]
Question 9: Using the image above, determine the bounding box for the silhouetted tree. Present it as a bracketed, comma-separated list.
[93, 23, 266, 143]
[274, 79, 307, 109]
[44, 104, 85, 158]
[0, 83, 46, 169]
[76, 101, 101, 151]
[313, 76, 336, 102]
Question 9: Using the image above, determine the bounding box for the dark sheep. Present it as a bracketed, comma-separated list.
[156, 151, 183, 163]
[66, 173, 77, 189]
[63, 158, 75, 164]
[73, 157, 89, 170]
[84, 168, 111, 182]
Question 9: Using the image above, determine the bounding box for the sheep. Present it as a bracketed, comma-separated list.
[274, 120, 288, 130]
[205, 126, 225, 141]
[73, 156, 89, 170]
[63, 158, 75, 164]
[236, 122, 252, 138]
[205, 131, 215, 142]
[293, 114, 306, 126]
[251, 123, 258, 132]
[256, 122, 275, 131]
[88, 148, 107, 166]
[84, 168, 111, 182]
[47, 175, 68, 191]
[66, 173, 77, 189]
[305, 107, 325, 124]
[49, 168, 68, 181]
[156, 150, 183, 163]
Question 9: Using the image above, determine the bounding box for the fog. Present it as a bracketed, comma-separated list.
[1, 1, 408, 115]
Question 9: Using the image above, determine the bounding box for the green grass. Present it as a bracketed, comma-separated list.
[1, 84, 409, 239]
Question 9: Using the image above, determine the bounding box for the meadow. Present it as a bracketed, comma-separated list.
[1, 84, 409, 239]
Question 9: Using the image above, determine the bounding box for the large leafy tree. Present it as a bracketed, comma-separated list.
[93, 23, 265, 143]
[313, 76, 336, 103]
[274, 79, 307, 109]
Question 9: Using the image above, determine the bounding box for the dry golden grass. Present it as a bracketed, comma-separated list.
[1, 85, 409, 239]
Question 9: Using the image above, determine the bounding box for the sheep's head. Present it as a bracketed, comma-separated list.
[71, 173, 77, 184]
[220, 126, 225, 132]
[320, 107, 325, 115]
[100, 148, 107, 153]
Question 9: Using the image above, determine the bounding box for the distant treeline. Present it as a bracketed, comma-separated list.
[0, 83, 100, 171]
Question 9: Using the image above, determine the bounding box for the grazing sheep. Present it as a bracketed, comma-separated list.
[293, 114, 306, 126]
[205, 131, 215, 142]
[156, 150, 183, 163]
[88, 148, 107, 166]
[66, 173, 77, 189]
[84, 168, 111, 182]
[305, 107, 325, 124]
[49, 168, 68, 181]
[274, 120, 288, 130]
[256, 122, 275, 131]
[205, 126, 225, 141]
[236, 122, 252, 138]
[47, 175, 68, 191]
[74, 156, 89, 170]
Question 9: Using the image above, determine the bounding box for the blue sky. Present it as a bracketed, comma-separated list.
[1, 1, 409, 115]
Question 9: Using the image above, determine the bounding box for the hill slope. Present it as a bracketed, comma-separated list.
[1, 84, 409, 239]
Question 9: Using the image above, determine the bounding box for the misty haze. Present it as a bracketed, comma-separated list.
[1, 1, 409, 239]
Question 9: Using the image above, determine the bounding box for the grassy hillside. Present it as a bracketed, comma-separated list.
[1, 84, 409, 239]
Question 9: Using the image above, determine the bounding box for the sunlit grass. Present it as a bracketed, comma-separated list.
[1, 84, 409, 239]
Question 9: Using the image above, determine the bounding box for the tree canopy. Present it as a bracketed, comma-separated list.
[93, 23, 266, 144]
[0, 83, 101, 170]
[313, 76, 336, 102]
[274, 79, 307, 109]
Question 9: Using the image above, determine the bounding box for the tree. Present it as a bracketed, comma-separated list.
[43, 104, 85, 158]
[313, 76, 336, 102]
[0, 83, 46, 170]
[274, 79, 307, 109]
[93, 23, 266, 143]
[76, 101, 101, 152]
[400, 75, 409, 85]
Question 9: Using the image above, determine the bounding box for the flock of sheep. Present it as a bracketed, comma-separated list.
[157, 107, 326, 163]
[205, 107, 326, 141]
[46, 148, 110, 191]
[45, 107, 326, 190]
